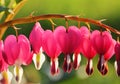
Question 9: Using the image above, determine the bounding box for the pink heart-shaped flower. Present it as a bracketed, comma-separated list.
[29, 22, 44, 53]
[4, 35, 33, 65]
[0, 40, 8, 72]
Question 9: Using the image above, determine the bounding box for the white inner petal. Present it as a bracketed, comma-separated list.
[50, 58, 59, 75]
[77, 54, 81, 67]
[0, 73, 3, 81]
[72, 53, 81, 68]
[7, 69, 13, 83]
[55, 58, 59, 72]
[89, 59, 93, 70]
[114, 61, 117, 72]
[66, 54, 71, 71]
[14, 65, 23, 83]
[72, 54, 75, 61]
[67, 54, 71, 64]
[33, 47, 45, 70]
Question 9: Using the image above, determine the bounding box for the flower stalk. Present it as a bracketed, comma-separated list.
[0, 14, 120, 40]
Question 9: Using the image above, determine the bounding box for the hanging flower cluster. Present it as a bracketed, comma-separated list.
[0, 19, 120, 83]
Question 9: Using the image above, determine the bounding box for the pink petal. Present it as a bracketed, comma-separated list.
[67, 26, 81, 53]
[4, 35, 33, 66]
[4, 35, 19, 65]
[54, 26, 69, 54]
[81, 38, 96, 59]
[91, 30, 113, 55]
[29, 22, 44, 53]
[79, 26, 90, 39]
[115, 42, 120, 61]
[18, 35, 32, 65]
[54, 26, 81, 54]
[115, 42, 120, 76]
[102, 31, 113, 54]
[91, 30, 103, 54]
[42, 30, 61, 58]
[0, 41, 8, 72]
[24, 52, 33, 65]
[75, 26, 90, 53]
[104, 39, 116, 60]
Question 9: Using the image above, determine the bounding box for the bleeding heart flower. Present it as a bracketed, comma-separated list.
[73, 26, 90, 70]
[0, 40, 8, 72]
[29, 22, 45, 70]
[75, 26, 90, 53]
[0, 40, 13, 84]
[42, 30, 61, 75]
[54, 26, 81, 73]
[81, 37, 97, 75]
[3, 35, 33, 83]
[91, 30, 115, 75]
[104, 39, 116, 61]
[115, 41, 120, 76]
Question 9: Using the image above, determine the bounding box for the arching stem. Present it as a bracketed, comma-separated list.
[0, 14, 120, 40]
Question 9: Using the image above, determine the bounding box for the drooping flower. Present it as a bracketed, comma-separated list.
[0, 40, 8, 72]
[0, 40, 13, 84]
[73, 26, 90, 70]
[42, 30, 61, 75]
[29, 22, 45, 70]
[81, 35, 97, 75]
[3, 35, 33, 83]
[91, 30, 115, 75]
[104, 39, 116, 61]
[115, 41, 120, 76]
[75, 26, 90, 53]
[54, 26, 81, 73]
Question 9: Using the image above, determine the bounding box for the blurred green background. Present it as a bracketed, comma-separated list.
[1, 0, 120, 84]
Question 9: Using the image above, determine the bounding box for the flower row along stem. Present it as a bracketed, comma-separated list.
[0, 14, 120, 39]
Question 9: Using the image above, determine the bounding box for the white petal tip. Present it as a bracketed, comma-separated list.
[14, 66, 23, 83]
[33, 51, 45, 70]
